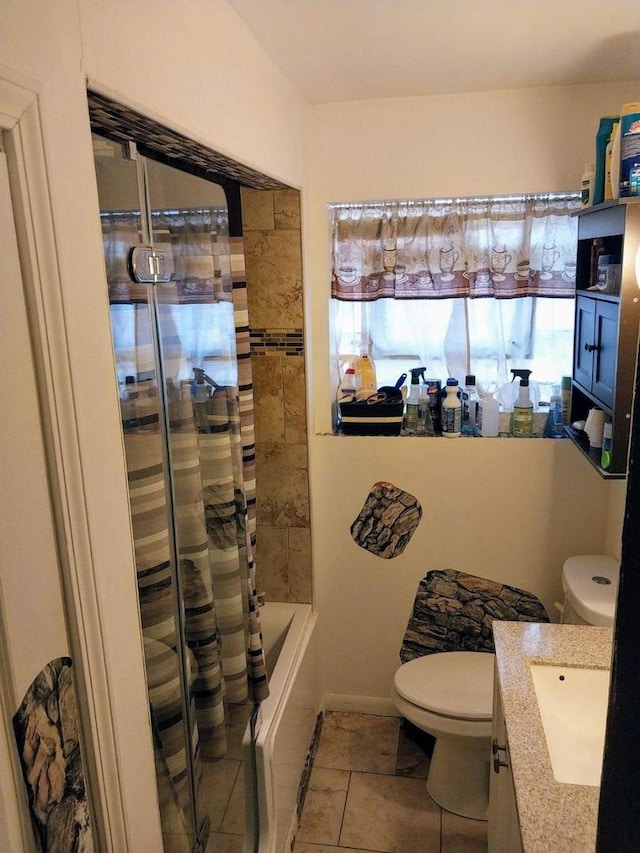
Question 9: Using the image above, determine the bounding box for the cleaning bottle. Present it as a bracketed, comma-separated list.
[543, 385, 565, 438]
[337, 366, 358, 404]
[604, 121, 620, 201]
[581, 162, 595, 208]
[404, 367, 424, 433]
[418, 375, 436, 436]
[354, 353, 377, 400]
[511, 379, 534, 437]
[497, 369, 540, 412]
[478, 390, 499, 437]
[441, 378, 462, 437]
[461, 374, 479, 436]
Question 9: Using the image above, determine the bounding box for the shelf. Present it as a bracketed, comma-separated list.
[565, 427, 625, 480]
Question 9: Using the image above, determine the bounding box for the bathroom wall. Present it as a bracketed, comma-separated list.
[1, 1, 309, 848]
[303, 79, 639, 709]
[240, 188, 312, 603]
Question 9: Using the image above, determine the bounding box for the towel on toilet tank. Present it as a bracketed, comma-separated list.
[400, 569, 549, 663]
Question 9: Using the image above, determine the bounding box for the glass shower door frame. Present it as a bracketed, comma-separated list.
[129, 148, 207, 853]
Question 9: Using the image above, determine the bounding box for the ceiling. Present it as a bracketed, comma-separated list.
[228, 0, 640, 104]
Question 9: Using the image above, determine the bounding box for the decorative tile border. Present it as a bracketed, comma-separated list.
[87, 90, 289, 190]
[250, 328, 304, 356]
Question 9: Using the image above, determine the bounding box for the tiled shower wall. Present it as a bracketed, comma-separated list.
[240, 188, 312, 603]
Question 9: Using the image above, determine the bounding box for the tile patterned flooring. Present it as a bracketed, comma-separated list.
[293, 711, 488, 853]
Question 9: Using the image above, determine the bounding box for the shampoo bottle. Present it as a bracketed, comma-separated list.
[511, 379, 534, 437]
[441, 378, 462, 437]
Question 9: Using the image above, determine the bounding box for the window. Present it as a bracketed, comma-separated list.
[331, 194, 579, 403]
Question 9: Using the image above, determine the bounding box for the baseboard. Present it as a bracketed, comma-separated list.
[324, 693, 400, 717]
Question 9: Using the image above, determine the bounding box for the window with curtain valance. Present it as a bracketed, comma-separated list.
[330, 193, 580, 402]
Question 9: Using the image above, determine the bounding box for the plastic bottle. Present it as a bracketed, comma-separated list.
[619, 102, 640, 197]
[594, 117, 619, 205]
[511, 379, 534, 437]
[604, 122, 619, 201]
[441, 378, 462, 437]
[543, 386, 565, 439]
[418, 378, 436, 436]
[461, 374, 479, 436]
[561, 376, 572, 425]
[478, 391, 499, 437]
[404, 367, 424, 433]
[610, 121, 621, 200]
[601, 422, 613, 471]
[497, 369, 540, 412]
[581, 163, 595, 208]
[337, 366, 358, 404]
[354, 353, 377, 400]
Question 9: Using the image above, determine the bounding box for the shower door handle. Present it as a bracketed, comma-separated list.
[128, 246, 171, 283]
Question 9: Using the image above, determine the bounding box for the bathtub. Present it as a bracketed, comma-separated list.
[245, 602, 320, 853]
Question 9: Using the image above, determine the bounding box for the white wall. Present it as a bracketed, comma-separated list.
[304, 80, 638, 706]
[1, 1, 308, 849]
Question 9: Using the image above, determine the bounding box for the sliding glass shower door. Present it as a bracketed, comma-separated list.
[93, 134, 267, 853]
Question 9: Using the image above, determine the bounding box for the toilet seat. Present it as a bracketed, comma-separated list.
[394, 651, 494, 721]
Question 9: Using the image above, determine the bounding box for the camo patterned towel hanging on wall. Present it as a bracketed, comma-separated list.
[12, 657, 94, 853]
[400, 568, 550, 663]
[351, 481, 422, 559]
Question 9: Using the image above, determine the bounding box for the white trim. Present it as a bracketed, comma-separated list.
[0, 66, 130, 853]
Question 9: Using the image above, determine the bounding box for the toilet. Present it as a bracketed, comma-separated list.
[391, 555, 619, 822]
[560, 554, 619, 627]
[391, 650, 495, 820]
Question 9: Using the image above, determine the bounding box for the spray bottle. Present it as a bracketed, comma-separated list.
[404, 367, 425, 434]
[497, 369, 540, 411]
[511, 378, 534, 437]
[418, 373, 436, 436]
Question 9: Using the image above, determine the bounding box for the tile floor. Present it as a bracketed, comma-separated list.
[293, 711, 488, 853]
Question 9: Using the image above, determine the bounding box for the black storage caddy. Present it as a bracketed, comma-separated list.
[339, 400, 404, 435]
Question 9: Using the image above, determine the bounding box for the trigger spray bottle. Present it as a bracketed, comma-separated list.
[404, 367, 425, 434]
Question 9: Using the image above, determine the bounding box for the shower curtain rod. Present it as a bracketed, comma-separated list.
[328, 191, 580, 210]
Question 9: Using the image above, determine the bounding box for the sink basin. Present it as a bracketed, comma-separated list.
[529, 663, 610, 786]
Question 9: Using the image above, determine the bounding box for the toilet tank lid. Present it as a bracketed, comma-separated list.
[562, 555, 619, 627]
[394, 651, 494, 721]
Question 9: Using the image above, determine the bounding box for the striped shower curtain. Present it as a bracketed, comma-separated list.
[101, 207, 267, 818]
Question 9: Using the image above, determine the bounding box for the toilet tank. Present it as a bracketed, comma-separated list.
[561, 555, 620, 627]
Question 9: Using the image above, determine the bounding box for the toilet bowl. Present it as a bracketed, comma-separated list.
[391, 650, 495, 820]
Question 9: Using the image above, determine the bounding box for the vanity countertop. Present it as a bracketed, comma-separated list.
[492, 621, 613, 853]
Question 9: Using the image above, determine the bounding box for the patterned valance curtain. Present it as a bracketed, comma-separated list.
[331, 194, 580, 301]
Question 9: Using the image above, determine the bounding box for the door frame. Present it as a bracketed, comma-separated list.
[0, 65, 162, 853]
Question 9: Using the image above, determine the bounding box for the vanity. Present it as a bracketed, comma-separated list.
[489, 621, 613, 853]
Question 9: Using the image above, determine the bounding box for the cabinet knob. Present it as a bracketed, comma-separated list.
[584, 342, 599, 353]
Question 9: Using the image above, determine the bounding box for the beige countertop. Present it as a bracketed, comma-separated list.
[493, 621, 613, 853]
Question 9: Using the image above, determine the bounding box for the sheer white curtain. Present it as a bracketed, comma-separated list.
[331, 194, 579, 396]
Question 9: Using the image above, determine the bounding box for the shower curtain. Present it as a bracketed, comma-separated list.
[101, 206, 268, 819]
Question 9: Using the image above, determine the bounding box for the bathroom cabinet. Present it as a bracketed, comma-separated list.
[568, 199, 640, 478]
[488, 669, 523, 853]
